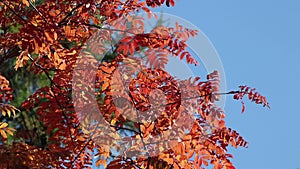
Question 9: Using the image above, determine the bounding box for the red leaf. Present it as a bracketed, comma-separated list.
[241, 101, 245, 113]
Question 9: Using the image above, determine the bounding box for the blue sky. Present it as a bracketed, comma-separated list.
[155, 0, 300, 169]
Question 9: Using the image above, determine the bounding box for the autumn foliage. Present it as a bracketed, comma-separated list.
[0, 0, 269, 169]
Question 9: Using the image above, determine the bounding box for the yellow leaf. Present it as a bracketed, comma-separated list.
[0, 130, 7, 139]
[66, 50, 77, 55]
[6, 108, 11, 117]
[14, 50, 29, 70]
[1, 105, 19, 117]
[81, 128, 89, 134]
[176, 155, 181, 161]
[1, 109, 6, 116]
[110, 118, 117, 125]
[31, 20, 38, 27]
[159, 146, 164, 152]
[11, 108, 16, 117]
[58, 61, 67, 70]
[0, 122, 8, 129]
[53, 52, 59, 61]
[28, 155, 34, 161]
[123, 74, 129, 80]
[54, 32, 57, 41]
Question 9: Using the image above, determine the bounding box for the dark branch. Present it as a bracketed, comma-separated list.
[28, 0, 47, 23]
[58, 3, 84, 27]
[1, 0, 27, 22]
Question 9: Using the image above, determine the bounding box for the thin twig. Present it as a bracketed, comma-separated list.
[1, 0, 27, 22]
[27, 54, 76, 149]
[58, 3, 84, 27]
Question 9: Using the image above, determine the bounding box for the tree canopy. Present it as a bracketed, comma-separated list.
[0, 0, 269, 168]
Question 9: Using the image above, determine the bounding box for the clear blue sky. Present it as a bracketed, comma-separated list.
[152, 0, 300, 169]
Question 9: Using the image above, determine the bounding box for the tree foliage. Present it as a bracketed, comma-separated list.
[0, 0, 269, 168]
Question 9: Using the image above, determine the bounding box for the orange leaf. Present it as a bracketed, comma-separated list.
[0, 130, 7, 139]
[49, 11, 56, 17]
[241, 101, 245, 113]
[65, 26, 71, 36]
[96, 159, 106, 167]
[101, 66, 113, 74]
[44, 31, 54, 43]
[6, 129, 14, 136]
[102, 81, 110, 91]
[33, 39, 39, 54]
[22, 0, 29, 7]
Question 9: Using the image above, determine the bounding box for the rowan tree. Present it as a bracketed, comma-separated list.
[0, 0, 269, 169]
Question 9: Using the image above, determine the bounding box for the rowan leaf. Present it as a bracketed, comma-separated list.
[0, 122, 8, 129]
[0, 1, 269, 168]
[22, 0, 30, 7]
[44, 31, 54, 43]
[0, 130, 7, 139]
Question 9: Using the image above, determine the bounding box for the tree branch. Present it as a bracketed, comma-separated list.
[58, 3, 84, 27]
[0, 0, 27, 22]
[28, 0, 47, 23]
